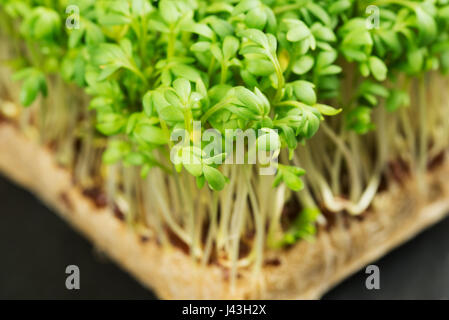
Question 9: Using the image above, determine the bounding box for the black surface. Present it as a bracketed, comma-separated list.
[0, 174, 448, 299]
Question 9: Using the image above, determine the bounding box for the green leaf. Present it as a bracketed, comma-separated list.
[329, 0, 351, 14]
[292, 80, 317, 105]
[306, 2, 331, 25]
[90, 43, 136, 80]
[280, 125, 297, 151]
[222, 36, 239, 60]
[203, 165, 226, 191]
[346, 106, 374, 134]
[196, 175, 206, 189]
[18, 71, 47, 107]
[342, 28, 372, 47]
[164, 90, 183, 109]
[158, 106, 185, 122]
[284, 19, 311, 42]
[96, 113, 127, 135]
[316, 50, 337, 69]
[134, 124, 168, 145]
[22, 7, 61, 41]
[12, 68, 34, 81]
[312, 23, 336, 42]
[245, 7, 267, 30]
[20, 77, 41, 107]
[183, 22, 214, 39]
[238, 28, 269, 49]
[126, 113, 141, 135]
[207, 17, 234, 37]
[315, 104, 342, 116]
[171, 64, 201, 81]
[440, 6, 449, 19]
[99, 13, 131, 26]
[299, 107, 321, 139]
[319, 65, 342, 76]
[191, 41, 211, 52]
[341, 47, 368, 62]
[254, 87, 270, 115]
[68, 28, 85, 49]
[98, 65, 121, 81]
[247, 59, 275, 76]
[234, 86, 262, 114]
[386, 89, 410, 112]
[415, 6, 437, 44]
[124, 152, 146, 166]
[103, 141, 131, 164]
[159, 0, 180, 24]
[282, 170, 303, 191]
[142, 91, 154, 116]
[283, 207, 320, 244]
[184, 163, 203, 177]
[358, 81, 389, 98]
[275, 165, 306, 192]
[368, 56, 388, 81]
[210, 43, 224, 61]
[173, 78, 191, 103]
[407, 49, 424, 74]
[292, 55, 314, 75]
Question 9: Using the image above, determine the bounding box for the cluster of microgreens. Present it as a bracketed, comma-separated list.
[1, 0, 449, 246]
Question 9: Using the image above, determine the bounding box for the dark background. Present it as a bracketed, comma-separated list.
[1, 174, 449, 300]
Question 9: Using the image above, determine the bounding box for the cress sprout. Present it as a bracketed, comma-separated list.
[1, 0, 449, 285]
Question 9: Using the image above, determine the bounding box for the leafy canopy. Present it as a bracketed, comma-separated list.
[2, 0, 449, 192]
